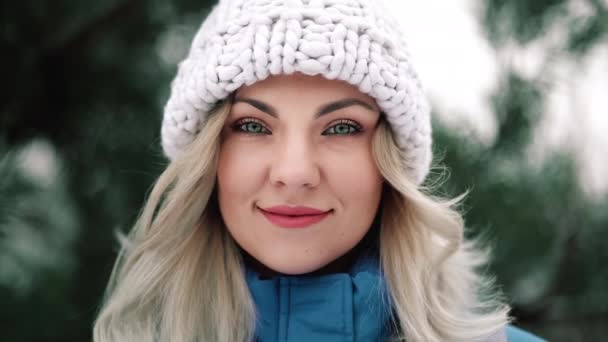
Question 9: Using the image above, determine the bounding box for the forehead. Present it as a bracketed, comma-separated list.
[234, 73, 379, 110]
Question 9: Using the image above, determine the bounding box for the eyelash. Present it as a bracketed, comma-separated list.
[230, 117, 364, 136]
[231, 117, 271, 135]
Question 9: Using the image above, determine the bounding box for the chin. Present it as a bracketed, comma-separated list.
[264, 257, 330, 276]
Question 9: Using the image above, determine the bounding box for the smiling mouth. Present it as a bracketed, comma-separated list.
[258, 207, 332, 229]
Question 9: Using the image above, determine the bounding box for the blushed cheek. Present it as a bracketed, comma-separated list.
[217, 143, 268, 208]
[327, 147, 382, 200]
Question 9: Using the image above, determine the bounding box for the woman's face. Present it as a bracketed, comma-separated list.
[217, 73, 383, 275]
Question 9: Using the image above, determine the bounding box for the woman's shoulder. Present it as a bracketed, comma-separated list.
[506, 324, 546, 342]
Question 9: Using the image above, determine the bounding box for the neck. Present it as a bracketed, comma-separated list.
[243, 246, 361, 279]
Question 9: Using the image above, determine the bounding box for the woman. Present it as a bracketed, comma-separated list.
[94, 0, 546, 341]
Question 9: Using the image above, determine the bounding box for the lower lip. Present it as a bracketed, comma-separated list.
[260, 209, 331, 228]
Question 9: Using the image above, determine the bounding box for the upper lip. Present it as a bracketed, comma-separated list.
[260, 205, 330, 216]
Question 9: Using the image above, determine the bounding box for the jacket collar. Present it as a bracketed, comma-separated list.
[245, 254, 392, 342]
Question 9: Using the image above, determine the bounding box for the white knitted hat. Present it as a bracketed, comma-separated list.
[162, 0, 432, 184]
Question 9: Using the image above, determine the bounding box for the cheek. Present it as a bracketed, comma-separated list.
[321, 142, 382, 244]
[217, 141, 266, 209]
[323, 142, 383, 202]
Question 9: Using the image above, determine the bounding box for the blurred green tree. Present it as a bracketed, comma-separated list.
[1, 1, 214, 341]
[430, 1, 608, 341]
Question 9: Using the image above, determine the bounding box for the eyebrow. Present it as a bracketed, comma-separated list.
[232, 97, 376, 118]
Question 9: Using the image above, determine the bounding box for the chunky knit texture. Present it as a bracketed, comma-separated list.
[162, 0, 432, 184]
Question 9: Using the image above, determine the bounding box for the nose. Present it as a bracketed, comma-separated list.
[269, 135, 320, 189]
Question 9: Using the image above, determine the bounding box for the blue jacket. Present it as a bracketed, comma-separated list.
[245, 255, 546, 341]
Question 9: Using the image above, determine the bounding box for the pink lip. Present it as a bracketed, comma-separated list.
[259, 205, 332, 228]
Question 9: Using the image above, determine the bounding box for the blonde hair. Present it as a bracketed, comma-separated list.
[93, 100, 510, 342]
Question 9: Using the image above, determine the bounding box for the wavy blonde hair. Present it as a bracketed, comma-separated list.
[93, 99, 510, 342]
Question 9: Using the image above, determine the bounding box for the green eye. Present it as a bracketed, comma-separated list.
[323, 120, 362, 135]
[233, 118, 270, 134]
[240, 122, 264, 133]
